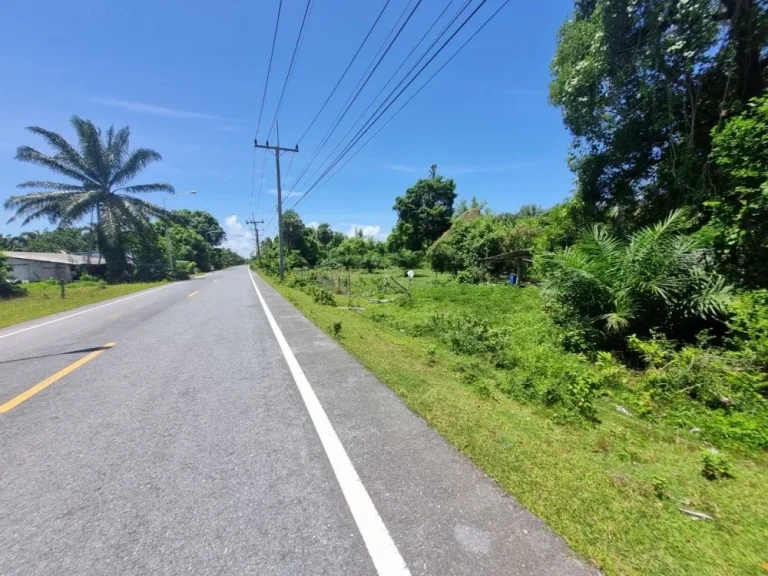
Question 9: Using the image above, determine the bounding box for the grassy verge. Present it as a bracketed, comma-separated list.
[259, 268, 767, 576]
[0, 280, 165, 329]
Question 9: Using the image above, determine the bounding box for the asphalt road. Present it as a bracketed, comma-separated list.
[0, 266, 597, 575]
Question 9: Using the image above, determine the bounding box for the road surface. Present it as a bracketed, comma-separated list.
[0, 266, 596, 575]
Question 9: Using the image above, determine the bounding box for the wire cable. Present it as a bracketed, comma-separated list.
[295, 0, 510, 208]
[295, 0, 393, 145]
[255, 148, 268, 210]
[256, 0, 283, 138]
[248, 146, 257, 213]
[287, 0, 423, 193]
[292, 0, 507, 210]
[292, 0, 470, 193]
[266, 0, 314, 140]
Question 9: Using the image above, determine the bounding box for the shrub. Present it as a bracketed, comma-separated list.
[0, 252, 25, 298]
[313, 287, 337, 306]
[329, 321, 342, 339]
[701, 452, 734, 480]
[541, 209, 732, 347]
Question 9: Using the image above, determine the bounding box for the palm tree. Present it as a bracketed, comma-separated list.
[4, 116, 174, 277]
[542, 209, 732, 343]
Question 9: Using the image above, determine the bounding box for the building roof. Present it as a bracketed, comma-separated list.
[4, 251, 106, 265]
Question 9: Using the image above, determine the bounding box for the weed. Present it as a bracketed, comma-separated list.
[651, 475, 668, 499]
[701, 452, 734, 480]
[426, 345, 437, 366]
[313, 287, 337, 306]
[329, 321, 343, 339]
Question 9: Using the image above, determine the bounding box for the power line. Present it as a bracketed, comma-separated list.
[248, 146, 257, 213]
[256, 0, 283, 138]
[295, 0, 393, 145]
[266, 0, 314, 140]
[287, 0, 423, 193]
[292, 0, 507, 210]
[255, 148, 268, 210]
[292, 0, 470, 194]
[296, 0, 511, 209]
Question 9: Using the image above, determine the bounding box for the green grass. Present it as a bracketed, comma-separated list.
[261, 267, 768, 576]
[0, 280, 166, 329]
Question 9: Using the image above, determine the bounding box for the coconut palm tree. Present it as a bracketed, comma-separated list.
[4, 116, 174, 277]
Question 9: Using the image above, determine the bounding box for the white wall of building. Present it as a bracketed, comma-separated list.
[7, 258, 72, 283]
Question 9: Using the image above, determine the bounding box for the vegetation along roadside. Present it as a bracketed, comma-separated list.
[258, 266, 767, 575]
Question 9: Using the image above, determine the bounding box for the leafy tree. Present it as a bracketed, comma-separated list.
[708, 95, 768, 287]
[14, 227, 92, 253]
[162, 223, 211, 271]
[389, 164, 457, 251]
[541, 210, 732, 347]
[550, 0, 768, 226]
[315, 223, 334, 245]
[211, 248, 246, 269]
[391, 248, 423, 271]
[1, 234, 28, 251]
[172, 210, 226, 246]
[454, 196, 488, 218]
[4, 116, 174, 278]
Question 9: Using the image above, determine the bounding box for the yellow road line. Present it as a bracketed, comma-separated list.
[0, 342, 116, 413]
[188, 290, 200, 298]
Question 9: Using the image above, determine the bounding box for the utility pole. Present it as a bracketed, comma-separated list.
[246, 217, 264, 259]
[254, 122, 298, 281]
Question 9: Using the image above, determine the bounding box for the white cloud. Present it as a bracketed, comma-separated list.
[221, 215, 254, 257]
[347, 224, 387, 240]
[91, 97, 235, 121]
[306, 221, 319, 229]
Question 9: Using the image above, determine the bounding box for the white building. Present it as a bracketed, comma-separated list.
[5, 252, 104, 283]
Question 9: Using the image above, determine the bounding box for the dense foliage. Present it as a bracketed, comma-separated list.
[550, 0, 768, 229]
[708, 94, 768, 287]
[542, 210, 732, 346]
[4, 116, 173, 278]
[389, 165, 457, 251]
[0, 227, 95, 254]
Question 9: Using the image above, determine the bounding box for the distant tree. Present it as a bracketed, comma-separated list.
[455, 196, 488, 217]
[391, 248, 424, 272]
[315, 223, 334, 245]
[212, 248, 245, 269]
[4, 116, 174, 278]
[172, 210, 226, 246]
[389, 164, 457, 251]
[18, 227, 91, 253]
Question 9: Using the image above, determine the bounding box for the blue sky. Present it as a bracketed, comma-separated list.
[0, 0, 575, 255]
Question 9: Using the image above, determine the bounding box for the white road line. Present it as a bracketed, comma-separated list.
[247, 269, 410, 576]
[0, 282, 176, 340]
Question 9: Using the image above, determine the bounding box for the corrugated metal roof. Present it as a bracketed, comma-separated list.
[4, 252, 105, 265]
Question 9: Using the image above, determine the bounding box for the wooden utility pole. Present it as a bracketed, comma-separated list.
[254, 123, 298, 281]
[246, 217, 264, 259]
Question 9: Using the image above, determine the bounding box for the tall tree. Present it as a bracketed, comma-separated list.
[4, 116, 174, 277]
[171, 210, 226, 246]
[389, 164, 457, 251]
[550, 0, 768, 226]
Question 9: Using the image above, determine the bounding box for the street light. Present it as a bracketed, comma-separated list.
[163, 190, 197, 271]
